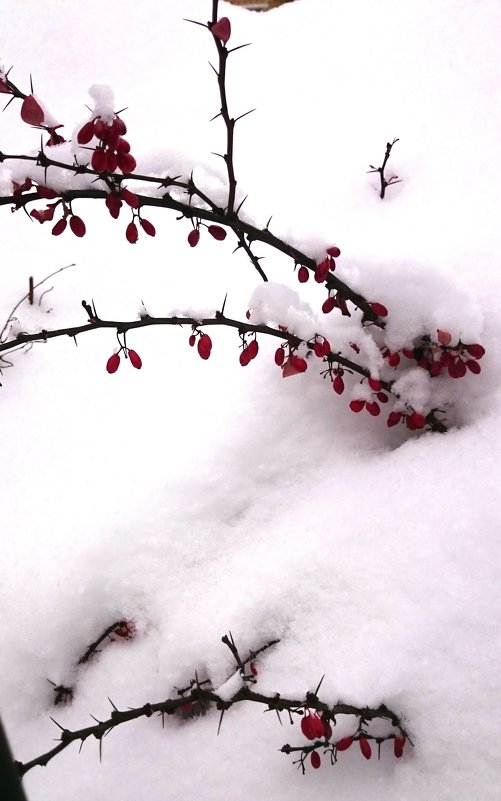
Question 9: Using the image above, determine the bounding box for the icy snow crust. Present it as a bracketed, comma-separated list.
[1, 0, 501, 799]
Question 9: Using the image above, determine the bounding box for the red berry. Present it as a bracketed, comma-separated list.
[394, 737, 405, 758]
[430, 361, 442, 377]
[368, 377, 381, 392]
[370, 302, 388, 317]
[51, 218, 67, 236]
[310, 751, 321, 769]
[188, 229, 200, 247]
[301, 716, 315, 740]
[91, 148, 107, 172]
[106, 353, 120, 374]
[466, 359, 481, 374]
[140, 218, 156, 237]
[366, 401, 380, 416]
[336, 736, 353, 752]
[94, 119, 108, 139]
[117, 152, 137, 174]
[105, 150, 117, 173]
[297, 266, 309, 283]
[326, 246, 341, 258]
[247, 339, 259, 359]
[322, 340, 331, 355]
[406, 411, 426, 429]
[448, 357, 466, 378]
[291, 355, 307, 373]
[464, 343, 485, 359]
[197, 333, 212, 360]
[20, 95, 44, 126]
[402, 347, 415, 359]
[239, 348, 251, 366]
[117, 137, 131, 154]
[333, 375, 345, 395]
[208, 225, 227, 240]
[249, 662, 258, 677]
[113, 116, 127, 135]
[436, 329, 452, 346]
[189, 334, 196, 347]
[301, 713, 324, 740]
[349, 399, 365, 413]
[211, 17, 231, 44]
[314, 258, 330, 283]
[70, 215, 86, 237]
[106, 193, 122, 219]
[322, 296, 336, 314]
[37, 185, 58, 199]
[119, 187, 139, 208]
[359, 738, 372, 760]
[274, 347, 285, 366]
[126, 221, 138, 244]
[377, 392, 388, 403]
[322, 719, 333, 740]
[128, 349, 142, 369]
[387, 411, 402, 427]
[388, 352, 400, 367]
[0, 79, 11, 94]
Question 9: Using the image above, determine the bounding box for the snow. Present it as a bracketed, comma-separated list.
[1, 0, 501, 799]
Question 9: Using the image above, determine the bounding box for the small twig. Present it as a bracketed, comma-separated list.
[367, 138, 401, 199]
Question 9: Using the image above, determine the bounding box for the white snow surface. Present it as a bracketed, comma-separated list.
[1, 1, 501, 800]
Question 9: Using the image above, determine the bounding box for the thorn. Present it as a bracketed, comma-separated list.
[227, 42, 252, 54]
[234, 108, 256, 124]
[314, 674, 325, 696]
[50, 717, 65, 730]
[221, 293, 228, 315]
[30, 74, 34, 94]
[108, 697, 119, 712]
[217, 708, 225, 735]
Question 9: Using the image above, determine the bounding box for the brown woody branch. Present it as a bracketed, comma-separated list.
[0, 308, 379, 386]
[0, 170, 379, 319]
[367, 138, 401, 199]
[16, 632, 408, 777]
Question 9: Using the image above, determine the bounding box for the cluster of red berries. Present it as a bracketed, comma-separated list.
[189, 331, 213, 360]
[400, 330, 485, 379]
[188, 224, 227, 248]
[106, 348, 142, 373]
[112, 619, 136, 640]
[299, 710, 406, 770]
[239, 337, 259, 366]
[29, 194, 86, 238]
[77, 115, 136, 175]
[274, 347, 308, 376]
[296, 246, 341, 285]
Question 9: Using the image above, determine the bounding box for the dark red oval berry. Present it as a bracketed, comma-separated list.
[322, 296, 336, 314]
[466, 359, 481, 374]
[128, 349, 142, 369]
[140, 218, 156, 237]
[91, 148, 107, 172]
[349, 399, 365, 413]
[388, 352, 400, 367]
[370, 302, 388, 317]
[113, 117, 127, 135]
[366, 401, 380, 416]
[188, 229, 200, 247]
[77, 120, 95, 144]
[333, 375, 345, 395]
[198, 334, 212, 360]
[21, 95, 44, 126]
[274, 347, 285, 366]
[117, 152, 137, 174]
[387, 411, 402, 427]
[106, 353, 120, 374]
[106, 150, 118, 172]
[70, 215, 86, 237]
[247, 339, 259, 360]
[291, 356, 307, 373]
[208, 225, 227, 241]
[297, 265, 309, 283]
[394, 736, 405, 758]
[126, 221, 138, 244]
[239, 348, 251, 366]
[189, 334, 196, 347]
[119, 187, 139, 208]
[51, 218, 67, 236]
[106, 194, 122, 219]
[465, 343, 485, 359]
[326, 246, 341, 258]
[336, 736, 353, 751]
[310, 751, 321, 769]
[368, 377, 381, 391]
[359, 738, 372, 759]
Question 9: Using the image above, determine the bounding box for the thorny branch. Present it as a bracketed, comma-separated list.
[368, 138, 401, 199]
[15, 634, 410, 778]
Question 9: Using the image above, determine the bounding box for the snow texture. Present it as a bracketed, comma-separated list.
[1, 1, 501, 800]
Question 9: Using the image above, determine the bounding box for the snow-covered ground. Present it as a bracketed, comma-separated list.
[1, 1, 501, 799]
